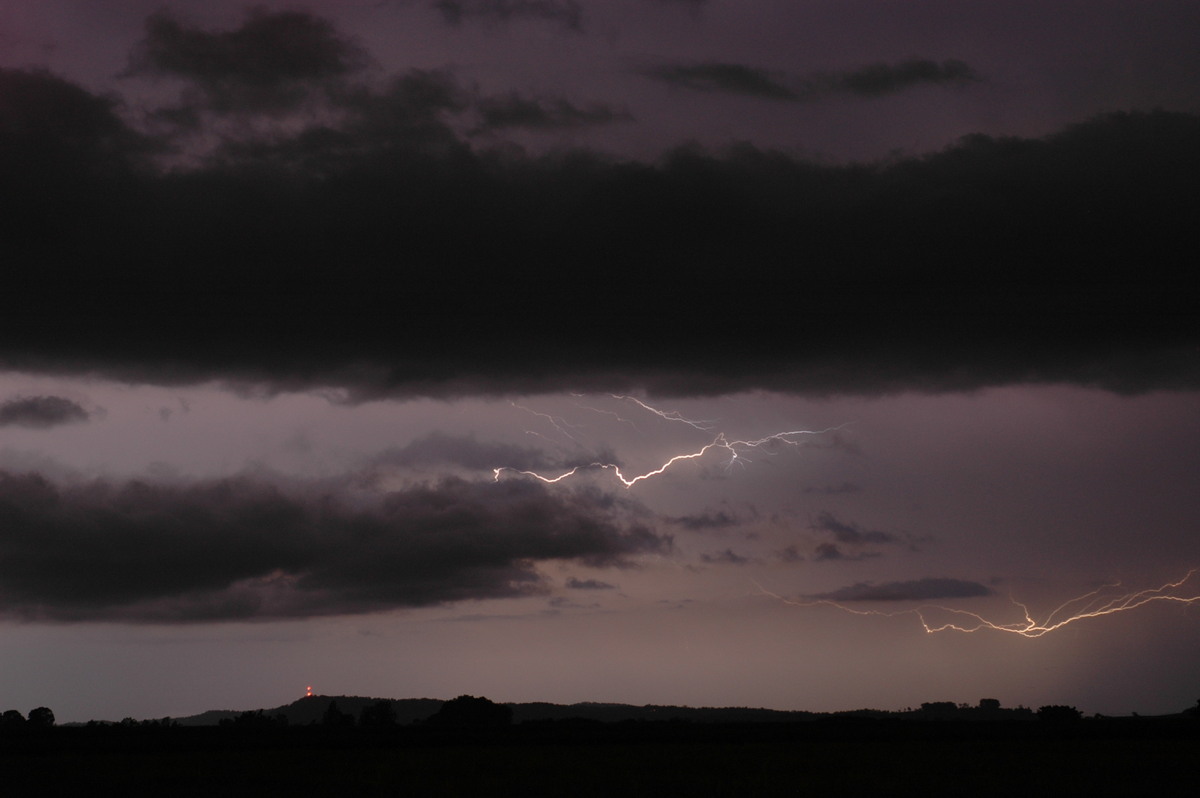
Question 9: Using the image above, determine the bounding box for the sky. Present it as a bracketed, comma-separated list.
[1, 1, 1198, 723]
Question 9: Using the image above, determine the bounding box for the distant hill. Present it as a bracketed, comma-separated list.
[167, 696, 819, 727]
[173, 696, 444, 726]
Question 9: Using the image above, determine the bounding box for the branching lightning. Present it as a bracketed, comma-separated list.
[609, 395, 717, 431]
[759, 570, 1200, 638]
[511, 401, 584, 443]
[493, 395, 846, 488]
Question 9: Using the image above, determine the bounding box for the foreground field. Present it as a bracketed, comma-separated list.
[6, 727, 1198, 797]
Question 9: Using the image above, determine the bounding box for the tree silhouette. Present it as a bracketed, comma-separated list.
[426, 695, 512, 729]
[26, 707, 55, 728]
[321, 700, 355, 727]
[359, 700, 397, 729]
[1036, 705, 1082, 723]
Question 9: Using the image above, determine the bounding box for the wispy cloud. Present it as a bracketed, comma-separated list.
[0, 396, 89, 429]
[641, 58, 977, 101]
[474, 93, 632, 132]
[566, 577, 616, 590]
[642, 62, 798, 100]
[810, 578, 992, 602]
[432, 0, 583, 31]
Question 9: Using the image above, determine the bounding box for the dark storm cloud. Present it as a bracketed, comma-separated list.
[812, 542, 879, 562]
[664, 505, 755, 530]
[642, 62, 797, 100]
[809, 578, 992, 602]
[565, 577, 615, 590]
[0, 396, 89, 429]
[125, 9, 370, 115]
[372, 432, 558, 472]
[641, 58, 976, 102]
[775, 545, 804, 563]
[700, 548, 751, 565]
[474, 93, 631, 131]
[811, 512, 897, 546]
[433, 0, 583, 31]
[0, 66, 154, 178]
[0, 471, 669, 622]
[832, 59, 977, 97]
[1, 10, 1197, 399]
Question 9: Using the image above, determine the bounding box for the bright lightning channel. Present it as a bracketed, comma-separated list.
[759, 570, 1200, 638]
[493, 396, 847, 488]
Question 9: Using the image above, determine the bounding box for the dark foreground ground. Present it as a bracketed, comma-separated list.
[5, 720, 1198, 796]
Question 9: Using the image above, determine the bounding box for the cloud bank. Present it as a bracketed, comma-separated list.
[0, 471, 669, 622]
[810, 578, 992, 602]
[0, 396, 89, 429]
[0, 10, 1195, 399]
[642, 58, 977, 101]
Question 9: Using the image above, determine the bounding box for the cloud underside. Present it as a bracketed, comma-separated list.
[811, 578, 991, 602]
[0, 472, 668, 622]
[0, 9, 1196, 399]
[0, 396, 88, 429]
[433, 1, 583, 31]
[642, 59, 976, 101]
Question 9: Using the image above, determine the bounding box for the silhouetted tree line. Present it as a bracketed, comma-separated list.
[1, 707, 55, 730]
[7, 695, 1200, 751]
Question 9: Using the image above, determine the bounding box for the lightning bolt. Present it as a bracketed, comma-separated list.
[493, 396, 847, 488]
[510, 401, 584, 443]
[609, 395, 717, 431]
[759, 570, 1200, 638]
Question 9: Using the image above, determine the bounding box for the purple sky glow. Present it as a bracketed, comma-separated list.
[1, 1, 1198, 722]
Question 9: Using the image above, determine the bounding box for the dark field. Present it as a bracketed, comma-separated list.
[6, 724, 1197, 796]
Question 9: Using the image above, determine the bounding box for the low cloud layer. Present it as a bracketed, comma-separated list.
[565, 577, 615, 590]
[0, 396, 89, 429]
[371, 432, 560, 472]
[1, 9, 1196, 399]
[642, 58, 977, 101]
[433, 0, 583, 31]
[643, 63, 799, 100]
[811, 512, 898, 546]
[474, 94, 631, 132]
[0, 471, 669, 622]
[810, 578, 992, 602]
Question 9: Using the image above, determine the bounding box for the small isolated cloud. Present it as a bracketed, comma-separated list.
[812, 542, 878, 562]
[775, 545, 804, 563]
[833, 59, 977, 97]
[799, 434, 862, 456]
[547, 595, 599, 610]
[810, 578, 992, 602]
[664, 504, 754, 530]
[432, 0, 583, 31]
[642, 62, 797, 100]
[811, 512, 898, 546]
[566, 577, 615, 590]
[0, 396, 89, 429]
[641, 58, 976, 103]
[474, 93, 631, 132]
[700, 548, 751, 565]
